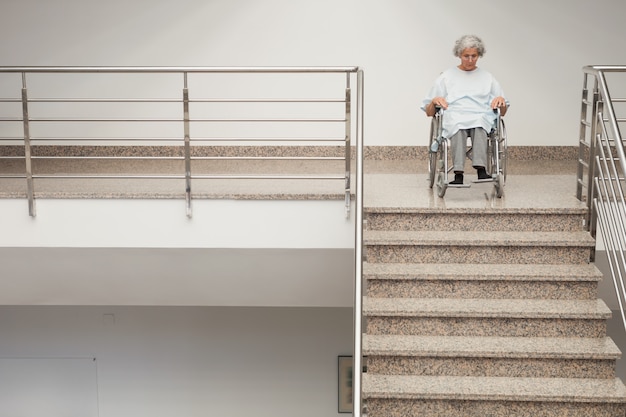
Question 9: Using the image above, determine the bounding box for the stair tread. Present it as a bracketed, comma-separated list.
[362, 335, 621, 359]
[363, 263, 602, 281]
[364, 207, 588, 215]
[363, 297, 612, 318]
[362, 374, 626, 403]
[364, 230, 595, 246]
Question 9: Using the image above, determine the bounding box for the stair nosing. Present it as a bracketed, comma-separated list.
[362, 374, 626, 403]
[363, 263, 602, 281]
[364, 230, 595, 247]
[362, 335, 621, 359]
[364, 207, 588, 215]
[363, 297, 612, 319]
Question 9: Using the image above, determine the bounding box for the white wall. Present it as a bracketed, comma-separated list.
[1, 0, 626, 148]
[0, 199, 356, 306]
[0, 306, 353, 417]
[0, 199, 354, 249]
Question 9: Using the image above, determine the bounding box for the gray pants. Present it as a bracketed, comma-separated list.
[450, 127, 488, 172]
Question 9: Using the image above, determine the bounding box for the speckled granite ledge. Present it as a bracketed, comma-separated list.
[365, 146, 579, 161]
[363, 297, 612, 319]
[364, 230, 596, 264]
[362, 335, 620, 379]
[363, 334, 621, 359]
[363, 263, 602, 281]
[365, 398, 625, 417]
[0, 145, 579, 160]
[364, 230, 596, 247]
[362, 374, 626, 402]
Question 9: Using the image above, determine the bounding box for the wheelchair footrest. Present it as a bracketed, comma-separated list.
[448, 183, 471, 188]
[472, 178, 495, 183]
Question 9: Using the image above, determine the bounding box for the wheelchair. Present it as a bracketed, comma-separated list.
[428, 107, 507, 198]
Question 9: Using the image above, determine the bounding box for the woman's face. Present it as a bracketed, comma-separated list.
[458, 47, 479, 71]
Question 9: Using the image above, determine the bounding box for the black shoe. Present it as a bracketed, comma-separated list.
[477, 167, 490, 180]
[450, 173, 464, 185]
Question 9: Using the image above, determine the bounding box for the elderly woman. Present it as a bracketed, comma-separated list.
[422, 34, 508, 185]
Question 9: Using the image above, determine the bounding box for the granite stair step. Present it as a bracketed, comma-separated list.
[363, 334, 621, 359]
[364, 263, 602, 300]
[364, 208, 586, 232]
[363, 334, 620, 378]
[363, 262, 603, 281]
[363, 375, 626, 417]
[364, 230, 595, 264]
[364, 297, 612, 318]
[364, 297, 611, 337]
[364, 230, 596, 247]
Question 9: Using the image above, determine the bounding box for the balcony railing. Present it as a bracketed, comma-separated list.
[577, 65, 626, 331]
[0, 66, 361, 218]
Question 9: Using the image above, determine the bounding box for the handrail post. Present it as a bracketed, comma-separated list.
[183, 72, 192, 218]
[352, 69, 364, 417]
[587, 100, 603, 257]
[21, 72, 36, 217]
[344, 72, 352, 218]
[587, 83, 600, 219]
[576, 73, 589, 202]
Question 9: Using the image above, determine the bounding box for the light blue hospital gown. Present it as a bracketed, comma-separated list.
[421, 66, 508, 139]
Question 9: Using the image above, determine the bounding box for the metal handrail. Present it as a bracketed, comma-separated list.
[0, 66, 360, 218]
[353, 69, 364, 417]
[577, 65, 626, 331]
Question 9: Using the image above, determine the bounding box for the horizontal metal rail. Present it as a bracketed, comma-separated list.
[0, 137, 347, 142]
[2, 117, 347, 122]
[0, 66, 359, 73]
[27, 174, 346, 180]
[21, 156, 346, 161]
[0, 98, 346, 103]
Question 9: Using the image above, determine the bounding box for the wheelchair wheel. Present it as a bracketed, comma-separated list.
[499, 118, 508, 182]
[487, 117, 507, 198]
[488, 118, 507, 167]
[494, 172, 504, 198]
[428, 144, 437, 188]
[436, 171, 448, 198]
[427, 112, 442, 188]
[487, 137, 497, 178]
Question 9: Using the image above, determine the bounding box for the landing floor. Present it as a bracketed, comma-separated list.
[365, 159, 586, 211]
[0, 157, 587, 212]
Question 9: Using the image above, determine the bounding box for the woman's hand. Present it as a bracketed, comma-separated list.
[425, 97, 448, 116]
[432, 97, 448, 109]
[491, 96, 508, 116]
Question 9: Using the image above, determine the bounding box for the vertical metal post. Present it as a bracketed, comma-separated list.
[352, 69, 364, 417]
[587, 78, 600, 223]
[183, 72, 192, 218]
[576, 73, 589, 201]
[21, 72, 36, 217]
[344, 72, 352, 218]
[588, 101, 602, 253]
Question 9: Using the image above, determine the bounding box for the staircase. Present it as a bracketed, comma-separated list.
[361, 204, 626, 417]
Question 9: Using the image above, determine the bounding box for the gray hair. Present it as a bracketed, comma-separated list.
[453, 35, 486, 57]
